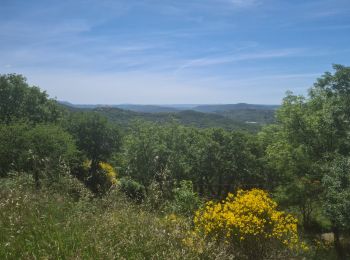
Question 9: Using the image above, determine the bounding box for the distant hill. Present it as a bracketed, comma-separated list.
[60, 102, 278, 112]
[114, 104, 180, 113]
[192, 103, 279, 113]
[59, 101, 279, 130]
[92, 107, 260, 131]
[59, 102, 186, 113]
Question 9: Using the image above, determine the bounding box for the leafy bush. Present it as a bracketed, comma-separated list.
[119, 177, 146, 202]
[168, 180, 201, 216]
[82, 161, 119, 194]
[0, 123, 77, 186]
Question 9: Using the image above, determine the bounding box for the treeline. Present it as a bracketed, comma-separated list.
[1, 65, 350, 257]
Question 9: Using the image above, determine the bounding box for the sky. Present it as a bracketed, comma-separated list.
[1, 0, 350, 104]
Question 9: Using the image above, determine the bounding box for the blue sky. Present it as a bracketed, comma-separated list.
[1, 0, 349, 104]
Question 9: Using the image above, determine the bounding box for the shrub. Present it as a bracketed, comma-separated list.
[192, 189, 305, 259]
[99, 161, 118, 190]
[119, 177, 146, 202]
[0, 123, 77, 186]
[81, 160, 118, 194]
[168, 180, 201, 216]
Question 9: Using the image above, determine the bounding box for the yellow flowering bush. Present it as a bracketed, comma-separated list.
[99, 162, 118, 186]
[82, 160, 118, 188]
[82, 159, 92, 170]
[193, 189, 302, 258]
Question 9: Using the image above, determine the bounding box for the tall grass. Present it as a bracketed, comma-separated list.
[1, 174, 340, 259]
[0, 174, 224, 259]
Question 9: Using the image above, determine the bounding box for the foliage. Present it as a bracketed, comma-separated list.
[0, 123, 77, 186]
[0, 176, 199, 259]
[168, 180, 201, 216]
[193, 189, 304, 259]
[92, 106, 261, 132]
[262, 65, 350, 234]
[0, 122, 29, 176]
[119, 177, 146, 203]
[66, 112, 121, 192]
[81, 160, 119, 194]
[322, 156, 350, 257]
[323, 157, 350, 230]
[122, 122, 263, 198]
[67, 113, 121, 166]
[2, 66, 350, 258]
[0, 74, 62, 124]
[99, 162, 118, 186]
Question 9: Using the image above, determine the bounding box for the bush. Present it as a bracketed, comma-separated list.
[192, 189, 306, 259]
[0, 123, 78, 186]
[168, 180, 201, 216]
[82, 161, 119, 194]
[119, 177, 146, 203]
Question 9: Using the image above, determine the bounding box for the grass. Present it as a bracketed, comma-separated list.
[1, 174, 343, 260]
[0, 175, 213, 259]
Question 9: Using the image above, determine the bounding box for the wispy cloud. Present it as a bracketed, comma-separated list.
[176, 48, 304, 72]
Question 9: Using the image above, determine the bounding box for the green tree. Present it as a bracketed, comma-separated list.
[263, 65, 350, 230]
[0, 74, 62, 124]
[0, 123, 77, 187]
[123, 122, 193, 189]
[323, 156, 350, 258]
[25, 124, 78, 188]
[190, 129, 260, 197]
[67, 112, 121, 192]
[0, 122, 29, 176]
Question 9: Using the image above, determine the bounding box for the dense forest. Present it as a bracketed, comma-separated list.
[1, 65, 350, 259]
[61, 102, 275, 131]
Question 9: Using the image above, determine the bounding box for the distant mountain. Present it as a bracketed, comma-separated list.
[58, 101, 101, 109]
[192, 103, 279, 113]
[59, 101, 279, 129]
[92, 107, 261, 132]
[60, 102, 278, 112]
[190, 103, 279, 124]
[59, 102, 191, 113]
[114, 104, 180, 113]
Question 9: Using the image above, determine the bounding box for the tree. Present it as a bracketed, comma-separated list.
[323, 156, 350, 258]
[0, 74, 62, 124]
[0, 123, 77, 187]
[263, 65, 350, 230]
[67, 112, 121, 192]
[24, 124, 78, 188]
[0, 123, 29, 176]
[123, 122, 193, 189]
[190, 129, 260, 197]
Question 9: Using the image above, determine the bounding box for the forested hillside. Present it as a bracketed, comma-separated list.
[61, 103, 276, 131]
[1, 65, 350, 259]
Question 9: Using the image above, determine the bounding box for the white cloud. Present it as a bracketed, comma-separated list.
[176, 48, 304, 72]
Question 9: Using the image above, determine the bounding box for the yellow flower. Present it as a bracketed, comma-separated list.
[99, 162, 118, 186]
[191, 188, 301, 250]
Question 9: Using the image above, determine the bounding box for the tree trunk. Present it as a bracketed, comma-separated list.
[89, 159, 100, 193]
[34, 169, 40, 190]
[333, 226, 344, 259]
